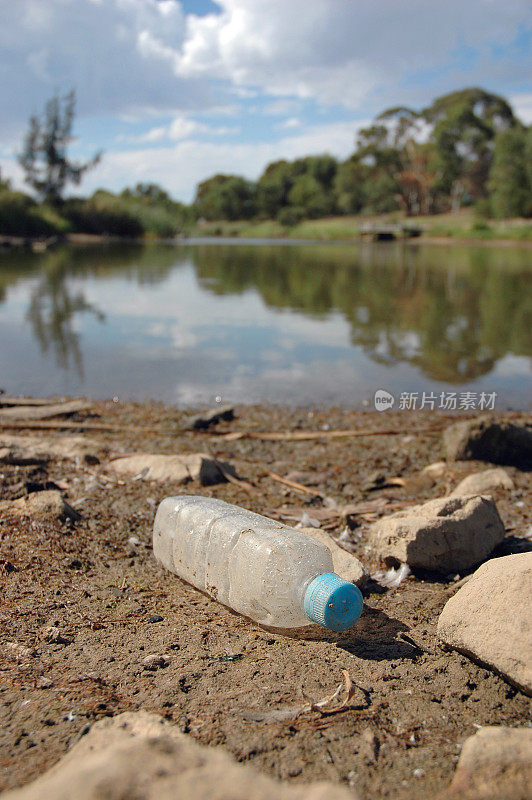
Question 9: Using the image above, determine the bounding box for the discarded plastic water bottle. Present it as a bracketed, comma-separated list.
[153, 495, 363, 631]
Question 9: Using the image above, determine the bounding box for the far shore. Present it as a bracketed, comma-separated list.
[1, 229, 532, 252]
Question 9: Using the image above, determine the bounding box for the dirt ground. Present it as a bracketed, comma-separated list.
[1, 401, 531, 800]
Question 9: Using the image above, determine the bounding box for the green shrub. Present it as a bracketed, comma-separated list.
[276, 206, 306, 227]
[470, 219, 492, 235]
[0, 190, 59, 237]
[64, 199, 143, 237]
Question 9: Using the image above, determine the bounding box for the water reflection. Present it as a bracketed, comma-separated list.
[192, 243, 532, 384]
[0, 241, 530, 404]
[26, 249, 105, 373]
[1, 244, 182, 376]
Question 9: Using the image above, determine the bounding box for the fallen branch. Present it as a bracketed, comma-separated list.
[0, 396, 67, 407]
[0, 399, 91, 421]
[264, 470, 323, 497]
[0, 420, 175, 434]
[215, 424, 445, 442]
[273, 498, 416, 524]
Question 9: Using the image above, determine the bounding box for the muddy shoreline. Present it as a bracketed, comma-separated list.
[2, 231, 531, 251]
[1, 400, 531, 799]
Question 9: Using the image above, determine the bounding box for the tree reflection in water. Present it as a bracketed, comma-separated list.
[22, 244, 180, 375]
[0, 241, 530, 389]
[192, 242, 532, 384]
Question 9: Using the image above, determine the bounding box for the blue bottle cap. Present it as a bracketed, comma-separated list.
[304, 573, 363, 632]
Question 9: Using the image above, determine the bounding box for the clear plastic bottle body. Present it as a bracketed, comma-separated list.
[153, 495, 334, 627]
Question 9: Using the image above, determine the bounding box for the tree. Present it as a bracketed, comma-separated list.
[18, 90, 101, 205]
[334, 157, 367, 214]
[423, 88, 515, 209]
[287, 174, 334, 218]
[194, 174, 256, 220]
[352, 124, 402, 212]
[489, 127, 531, 218]
[256, 160, 297, 218]
[376, 107, 435, 215]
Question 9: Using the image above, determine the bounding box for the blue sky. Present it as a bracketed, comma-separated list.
[1, 0, 531, 202]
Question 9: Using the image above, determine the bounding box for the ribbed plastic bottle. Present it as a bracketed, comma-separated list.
[153, 495, 363, 631]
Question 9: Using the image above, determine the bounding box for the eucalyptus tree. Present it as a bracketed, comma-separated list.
[18, 90, 102, 206]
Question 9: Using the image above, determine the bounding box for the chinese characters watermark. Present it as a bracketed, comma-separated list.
[374, 389, 497, 412]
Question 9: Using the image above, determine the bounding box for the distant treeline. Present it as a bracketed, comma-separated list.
[193, 88, 532, 224]
[1, 86, 531, 240]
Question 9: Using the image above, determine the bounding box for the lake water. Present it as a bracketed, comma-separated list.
[0, 241, 531, 409]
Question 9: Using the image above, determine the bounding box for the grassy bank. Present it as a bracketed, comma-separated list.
[0, 184, 193, 241]
[191, 209, 532, 243]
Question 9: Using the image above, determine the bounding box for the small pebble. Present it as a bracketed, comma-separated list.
[148, 614, 163, 623]
[41, 626, 72, 645]
[37, 676, 54, 689]
[142, 654, 168, 670]
[413, 768, 425, 778]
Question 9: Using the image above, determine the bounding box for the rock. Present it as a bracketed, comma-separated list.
[367, 495, 505, 573]
[40, 626, 72, 645]
[4, 642, 36, 660]
[0, 434, 102, 465]
[449, 468, 514, 498]
[0, 711, 357, 800]
[443, 417, 532, 468]
[446, 726, 532, 799]
[300, 527, 368, 587]
[437, 553, 532, 695]
[0, 490, 80, 522]
[421, 461, 447, 478]
[142, 654, 168, 670]
[109, 453, 236, 485]
[186, 404, 235, 430]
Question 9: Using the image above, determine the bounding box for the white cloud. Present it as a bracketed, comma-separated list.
[76, 118, 368, 200]
[277, 117, 302, 130]
[1, 0, 529, 201]
[511, 92, 532, 124]
[2, 0, 529, 140]
[0, 0, 222, 137]
[174, 0, 532, 109]
[120, 115, 239, 144]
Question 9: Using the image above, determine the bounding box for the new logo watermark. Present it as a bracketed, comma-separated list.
[374, 390, 497, 411]
[374, 389, 395, 412]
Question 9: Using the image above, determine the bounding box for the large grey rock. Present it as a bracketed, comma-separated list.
[0, 711, 357, 800]
[449, 468, 514, 498]
[368, 495, 505, 573]
[438, 553, 532, 695]
[300, 527, 368, 587]
[443, 416, 532, 468]
[446, 726, 532, 799]
[109, 453, 236, 485]
[0, 490, 80, 521]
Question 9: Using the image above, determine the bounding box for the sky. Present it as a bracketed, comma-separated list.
[0, 0, 531, 203]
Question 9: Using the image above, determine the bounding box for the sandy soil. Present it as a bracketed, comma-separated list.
[1, 401, 530, 799]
